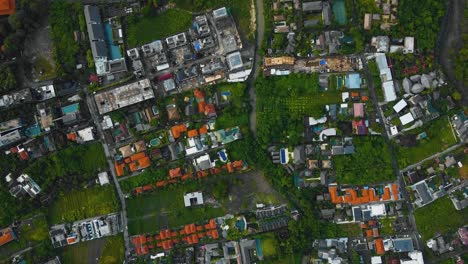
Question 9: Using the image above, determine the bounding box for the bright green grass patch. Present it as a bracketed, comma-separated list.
[337, 223, 362, 237]
[259, 233, 278, 258]
[48, 185, 120, 224]
[126, 183, 225, 234]
[127, 9, 192, 47]
[414, 196, 468, 241]
[171, 0, 254, 36]
[396, 117, 458, 168]
[99, 236, 124, 264]
[34, 56, 57, 81]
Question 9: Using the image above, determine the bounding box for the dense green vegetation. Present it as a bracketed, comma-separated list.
[415, 197, 468, 241]
[99, 236, 125, 264]
[0, 64, 17, 93]
[334, 136, 395, 185]
[49, 1, 82, 76]
[48, 185, 119, 224]
[256, 74, 341, 146]
[171, 0, 254, 36]
[392, 0, 445, 52]
[453, 5, 468, 87]
[25, 143, 107, 190]
[119, 168, 168, 193]
[127, 182, 225, 234]
[395, 117, 457, 167]
[127, 9, 192, 47]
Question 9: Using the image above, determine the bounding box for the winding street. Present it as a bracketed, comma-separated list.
[247, 0, 265, 138]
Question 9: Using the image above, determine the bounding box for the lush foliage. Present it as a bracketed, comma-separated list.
[49, 1, 82, 76]
[127, 9, 192, 47]
[99, 236, 125, 264]
[256, 74, 341, 146]
[334, 136, 395, 184]
[171, 0, 254, 36]
[392, 0, 445, 51]
[127, 182, 225, 234]
[415, 197, 468, 241]
[395, 117, 457, 167]
[453, 6, 468, 87]
[119, 167, 168, 193]
[48, 185, 119, 224]
[0, 64, 17, 93]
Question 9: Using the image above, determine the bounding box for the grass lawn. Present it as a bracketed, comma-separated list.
[259, 233, 278, 258]
[379, 217, 395, 235]
[126, 183, 225, 234]
[414, 196, 468, 241]
[99, 236, 124, 264]
[396, 117, 458, 168]
[61, 237, 108, 264]
[172, 0, 254, 37]
[337, 223, 362, 237]
[34, 56, 56, 81]
[48, 185, 120, 224]
[127, 9, 192, 47]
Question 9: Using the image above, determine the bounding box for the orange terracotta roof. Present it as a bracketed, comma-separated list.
[233, 160, 243, 169]
[124, 157, 132, 164]
[187, 129, 198, 138]
[362, 95, 369, 101]
[156, 180, 167, 187]
[171, 124, 187, 139]
[138, 157, 151, 169]
[392, 184, 399, 201]
[227, 163, 234, 173]
[194, 89, 205, 99]
[382, 187, 391, 200]
[142, 185, 153, 191]
[0, 0, 16, 15]
[196, 226, 204, 231]
[351, 92, 360, 97]
[361, 223, 368, 229]
[168, 179, 178, 184]
[375, 238, 385, 255]
[67, 132, 77, 141]
[131, 152, 147, 161]
[129, 162, 138, 172]
[198, 233, 204, 238]
[115, 162, 125, 177]
[181, 174, 192, 181]
[169, 168, 182, 178]
[134, 187, 143, 194]
[204, 104, 216, 115]
[198, 125, 208, 135]
[198, 101, 207, 113]
[329, 186, 340, 204]
[366, 229, 373, 238]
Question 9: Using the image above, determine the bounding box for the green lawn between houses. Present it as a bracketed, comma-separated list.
[99, 236, 125, 264]
[127, 9, 193, 47]
[171, 0, 254, 37]
[48, 185, 120, 225]
[60, 236, 124, 264]
[395, 117, 458, 168]
[126, 182, 225, 235]
[414, 196, 468, 242]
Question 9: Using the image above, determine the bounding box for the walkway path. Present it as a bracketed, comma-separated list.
[247, 0, 265, 138]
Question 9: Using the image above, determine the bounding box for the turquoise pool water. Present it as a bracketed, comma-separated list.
[62, 103, 79, 115]
[104, 23, 122, 60]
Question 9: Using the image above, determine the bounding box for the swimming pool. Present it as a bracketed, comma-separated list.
[104, 23, 122, 60]
[218, 150, 227, 162]
[25, 123, 41, 137]
[62, 103, 80, 115]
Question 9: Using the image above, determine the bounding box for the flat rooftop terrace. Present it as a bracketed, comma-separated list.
[94, 78, 154, 114]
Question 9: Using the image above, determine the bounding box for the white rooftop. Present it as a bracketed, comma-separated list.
[400, 112, 415, 126]
[369, 204, 386, 217]
[183, 191, 204, 207]
[77, 127, 95, 142]
[390, 125, 398, 136]
[371, 256, 383, 264]
[98, 171, 110, 186]
[393, 99, 408, 113]
[382, 81, 397, 102]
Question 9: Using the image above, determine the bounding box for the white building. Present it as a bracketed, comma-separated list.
[184, 192, 204, 207]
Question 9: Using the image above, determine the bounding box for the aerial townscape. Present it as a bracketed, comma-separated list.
[0, 0, 467, 263]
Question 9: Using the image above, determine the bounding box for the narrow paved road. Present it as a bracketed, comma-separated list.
[85, 93, 131, 259]
[247, 0, 265, 138]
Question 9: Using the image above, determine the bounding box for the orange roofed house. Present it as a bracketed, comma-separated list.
[0, 227, 16, 247]
[0, 0, 15, 16]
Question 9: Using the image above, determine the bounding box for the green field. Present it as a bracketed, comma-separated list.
[127, 9, 192, 47]
[48, 185, 119, 224]
[127, 183, 225, 235]
[396, 117, 458, 168]
[414, 196, 468, 241]
[172, 0, 254, 36]
[61, 237, 110, 264]
[259, 233, 278, 258]
[334, 136, 395, 185]
[0, 216, 50, 262]
[99, 236, 125, 264]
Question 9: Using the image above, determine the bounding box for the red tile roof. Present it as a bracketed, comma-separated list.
[204, 104, 216, 116]
[198, 125, 208, 135]
[0, 228, 15, 246]
[375, 238, 385, 255]
[0, 0, 16, 16]
[171, 124, 187, 139]
[187, 129, 198, 138]
[169, 168, 182, 178]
